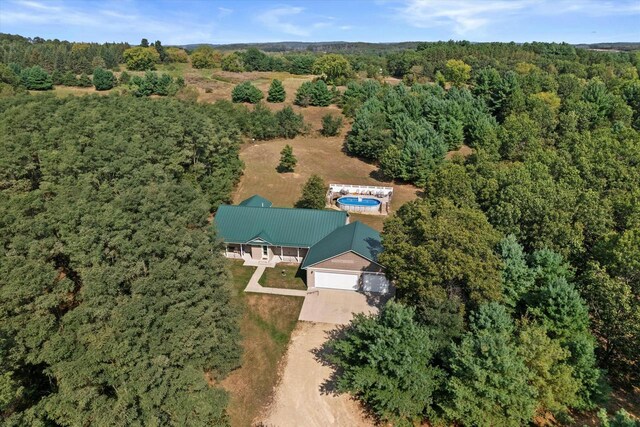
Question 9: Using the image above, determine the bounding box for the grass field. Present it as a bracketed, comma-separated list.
[221, 260, 304, 426]
[233, 108, 420, 231]
[259, 264, 307, 290]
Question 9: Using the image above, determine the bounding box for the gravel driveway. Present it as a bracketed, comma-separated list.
[261, 322, 373, 427]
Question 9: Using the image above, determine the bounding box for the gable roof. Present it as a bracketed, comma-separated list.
[238, 195, 272, 208]
[214, 205, 348, 248]
[301, 221, 384, 269]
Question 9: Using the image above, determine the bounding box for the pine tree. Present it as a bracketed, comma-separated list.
[296, 175, 326, 209]
[445, 303, 537, 426]
[267, 79, 286, 102]
[92, 67, 117, 91]
[277, 144, 296, 173]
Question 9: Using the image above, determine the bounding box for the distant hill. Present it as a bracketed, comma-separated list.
[180, 41, 422, 53]
[180, 40, 640, 53]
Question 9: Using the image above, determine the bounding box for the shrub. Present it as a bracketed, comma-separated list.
[221, 53, 244, 72]
[231, 81, 263, 103]
[191, 46, 221, 69]
[267, 79, 286, 103]
[320, 114, 343, 136]
[77, 73, 93, 88]
[93, 68, 117, 91]
[118, 71, 130, 85]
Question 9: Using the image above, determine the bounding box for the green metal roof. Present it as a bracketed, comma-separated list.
[214, 205, 348, 248]
[238, 195, 272, 208]
[301, 221, 384, 269]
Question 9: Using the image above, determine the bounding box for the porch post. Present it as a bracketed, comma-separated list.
[280, 246, 283, 260]
[297, 247, 300, 261]
[240, 244, 244, 257]
[225, 244, 228, 257]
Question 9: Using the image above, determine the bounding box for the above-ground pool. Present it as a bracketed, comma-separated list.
[337, 196, 382, 213]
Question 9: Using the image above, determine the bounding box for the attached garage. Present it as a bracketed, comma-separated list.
[314, 271, 360, 291]
[362, 273, 390, 294]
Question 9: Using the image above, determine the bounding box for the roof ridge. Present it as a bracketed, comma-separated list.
[221, 204, 346, 214]
[348, 221, 360, 250]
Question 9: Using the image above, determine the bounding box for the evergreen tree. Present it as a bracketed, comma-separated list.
[498, 234, 536, 309]
[19, 66, 52, 90]
[246, 103, 279, 140]
[296, 175, 326, 209]
[445, 303, 537, 427]
[231, 81, 263, 103]
[277, 144, 296, 173]
[275, 106, 304, 139]
[267, 79, 286, 102]
[92, 67, 116, 91]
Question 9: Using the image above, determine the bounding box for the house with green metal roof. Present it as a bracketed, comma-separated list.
[215, 195, 391, 293]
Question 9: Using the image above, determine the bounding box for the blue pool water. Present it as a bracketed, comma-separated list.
[337, 196, 381, 207]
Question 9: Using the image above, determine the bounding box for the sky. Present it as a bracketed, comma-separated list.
[1, 0, 639, 45]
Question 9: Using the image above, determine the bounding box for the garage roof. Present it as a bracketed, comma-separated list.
[301, 221, 384, 269]
[214, 204, 348, 248]
[238, 195, 272, 208]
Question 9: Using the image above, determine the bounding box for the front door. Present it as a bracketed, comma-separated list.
[261, 245, 269, 259]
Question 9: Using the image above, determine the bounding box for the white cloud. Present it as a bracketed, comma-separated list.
[396, 0, 640, 36]
[218, 7, 233, 17]
[1, 0, 217, 44]
[256, 6, 310, 37]
[255, 6, 340, 37]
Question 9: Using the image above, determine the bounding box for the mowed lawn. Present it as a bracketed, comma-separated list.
[259, 263, 307, 290]
[221, 260, 304, 427]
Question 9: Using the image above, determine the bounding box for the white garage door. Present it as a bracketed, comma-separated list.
[314, 271, 359, 291]
[362, 273, 390, 294]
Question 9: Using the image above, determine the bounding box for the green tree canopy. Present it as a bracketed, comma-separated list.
[312, 53, 353, 84]
[444, 303, 537, 427]
[0, 95, 244, 425]
[327, 301, 445, 425]
[123, 46, 159, 71]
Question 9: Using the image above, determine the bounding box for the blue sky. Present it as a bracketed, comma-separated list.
[1, 0, 639, 45]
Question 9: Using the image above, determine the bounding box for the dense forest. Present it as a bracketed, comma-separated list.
[327, 39, 640, 427]
[1, 33, 639, 426]
[0, 95, 244, 425]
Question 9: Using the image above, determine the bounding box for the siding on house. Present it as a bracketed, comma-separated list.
[309, 251, 384, 273]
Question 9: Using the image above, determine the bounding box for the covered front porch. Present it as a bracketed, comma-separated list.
[224, 243, 309, 266]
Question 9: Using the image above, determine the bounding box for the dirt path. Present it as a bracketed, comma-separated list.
[262, 322, 373, 427]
